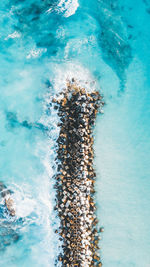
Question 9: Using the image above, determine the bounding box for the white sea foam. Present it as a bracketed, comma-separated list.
[9, 184, 36, 219]
[5, 31, 21, 40]
[5, 182, 47, 222]
[26, 48, 47, 59]
[57, 0, 79, 17]
[52, 62, 99, 94]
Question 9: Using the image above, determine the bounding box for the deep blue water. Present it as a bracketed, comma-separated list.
[0, 0, 150, 266]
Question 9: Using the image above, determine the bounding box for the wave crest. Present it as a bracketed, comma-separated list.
[57, 0, 79, 17]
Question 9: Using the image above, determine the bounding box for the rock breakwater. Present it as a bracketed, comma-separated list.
[53, 80, 104, 267]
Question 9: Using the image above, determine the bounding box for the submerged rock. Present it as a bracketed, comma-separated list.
[5, 198, 15, 217]
[0, 181, 20, 251]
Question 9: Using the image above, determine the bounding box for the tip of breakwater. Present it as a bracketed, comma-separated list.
[51, 79, 104, 266]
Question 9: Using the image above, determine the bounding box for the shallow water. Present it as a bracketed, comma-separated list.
[95, 1, 150, 266]
[0, 0, 150, 266]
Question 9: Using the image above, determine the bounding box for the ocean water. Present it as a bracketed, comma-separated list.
[0, 0, 150, 266]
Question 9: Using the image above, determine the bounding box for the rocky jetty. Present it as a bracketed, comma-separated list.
[53, 80, 104, 267]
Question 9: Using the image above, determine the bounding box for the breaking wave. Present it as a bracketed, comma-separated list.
[56, 0, 79, 17]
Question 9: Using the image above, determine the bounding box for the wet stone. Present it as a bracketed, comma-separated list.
[51, 80, 104, 266]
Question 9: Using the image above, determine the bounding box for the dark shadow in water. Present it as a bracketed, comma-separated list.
[6, 0, 65, 58]
[5, 111, 49, 132]
[0, 182, 20, 251]
[97, 0, 132, 93]
[142, 0, 150, 14]
[0, 224, 20, 251]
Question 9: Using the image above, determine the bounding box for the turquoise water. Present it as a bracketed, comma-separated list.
[0, 0, 150, 266]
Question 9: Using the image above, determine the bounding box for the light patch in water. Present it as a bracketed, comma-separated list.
[12, 186, 37, 218]
[57, 0, 79, 17]
[26, 48, 47, 59]
[5, 31, 21, 40]
[5, 183, 38, 220]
